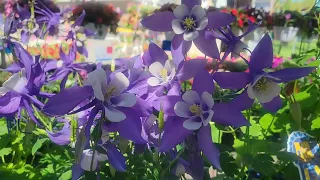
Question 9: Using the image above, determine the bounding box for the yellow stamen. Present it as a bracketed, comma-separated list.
[160, 69, 168, 79]
[182, 17, 196, 31]
[254, 77, 268, 92]
[27, 21, 34, 30]
[189, 104, 201, 116]
[104, 86, 117, 99]
[76, 33, 86, 41]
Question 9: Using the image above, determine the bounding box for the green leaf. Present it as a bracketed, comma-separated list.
[251, 154, 275, 175]
[259, 114, 274, 130]
[306, 60, 320, 67]
[75, 128, 86, 164]
[0, 147, 12, 157]
[282, 60, 301, 68]
[118, 137, 129, 153]
[33, 129, 47, 136]
[283, 162, 300, 179]
[311, 117, 320, 130]
[59, 170, 72, 180]
[32, 138, 48, 155]
[109, 165, 116, 177]
[12, 133, 25, 144]
[0, 120, 8, 136]
[233, 139, 245, 155]
[294, 86, 319, 110]
[220, 152, 239, 177]
[24, 121, 36, 153]
[289, 102, 302, 128]
[210, 123, 220, 143]
[241, 120, 262, 137]
[275, 152, 298, 163]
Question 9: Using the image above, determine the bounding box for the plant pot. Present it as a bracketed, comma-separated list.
[84, 23, 108, 40]
[243, 27, 267, 42]
[306, 34, 318, 43]
[231, 26, 243, 37]
[273, 26, 299, 42]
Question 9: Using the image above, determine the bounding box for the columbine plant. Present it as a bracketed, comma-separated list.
[0, 0, 318, 179]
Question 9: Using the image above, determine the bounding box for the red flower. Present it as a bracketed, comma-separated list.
[97, 17, 103, 23]
[238, 13, 244, 19]
[231, 9, 238, 16]
[220, 9, 229, 13]
[238, 19, 244, 28]
[248, 16, 256, 23]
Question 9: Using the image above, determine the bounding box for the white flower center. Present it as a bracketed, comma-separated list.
[22, 18, 39, 33]
[56, 60, 64, 68]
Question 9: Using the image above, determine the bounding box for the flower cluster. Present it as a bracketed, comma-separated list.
[73, 2, 120, 35]
[220, 8, 257, 29]
[0, 0, 317, 179]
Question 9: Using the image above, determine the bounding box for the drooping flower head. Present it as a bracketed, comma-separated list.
[208, 22, 259, 61]
[0, 48, 48, 126]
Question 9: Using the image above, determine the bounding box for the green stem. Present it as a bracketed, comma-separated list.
[1, 156, 5, 163]
[30, 0, 35, 18]
[90, 112, 104, 171]
[32, 105, 51, 131]
[241, 110, 251, 177]
[30, 155, 35, 166]
[76, 73, 83, 86]
[263, 115, 276, 140]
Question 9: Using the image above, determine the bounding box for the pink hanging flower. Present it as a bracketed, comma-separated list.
[272, 56, 284, 68]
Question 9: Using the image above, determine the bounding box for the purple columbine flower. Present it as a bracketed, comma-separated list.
[0, 69, 45, 125]
[0, 12, 17, 51]
[35, 0, 70, 36]
[213, 34, 316, 112]
[47, 42, 93, 89]
[141, 0, 235, 59]
[66, 11, 94, 57]
[208, 22, 259, 61]
[114, 55, 150, 97]
[16, 6, 40, 43]
[0, 42, 50, 125]
[47, 118, 71, 145]
[169, 149, 192, 176]
[152, 70, 249, 169]
[44, 67, 151, 143]
[84, 68, 136, 122]
[171, 3, 209, 41]
[80, 149, 108, 171]
[141, 43, 207, 103]
[75, 142, 126, 176]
